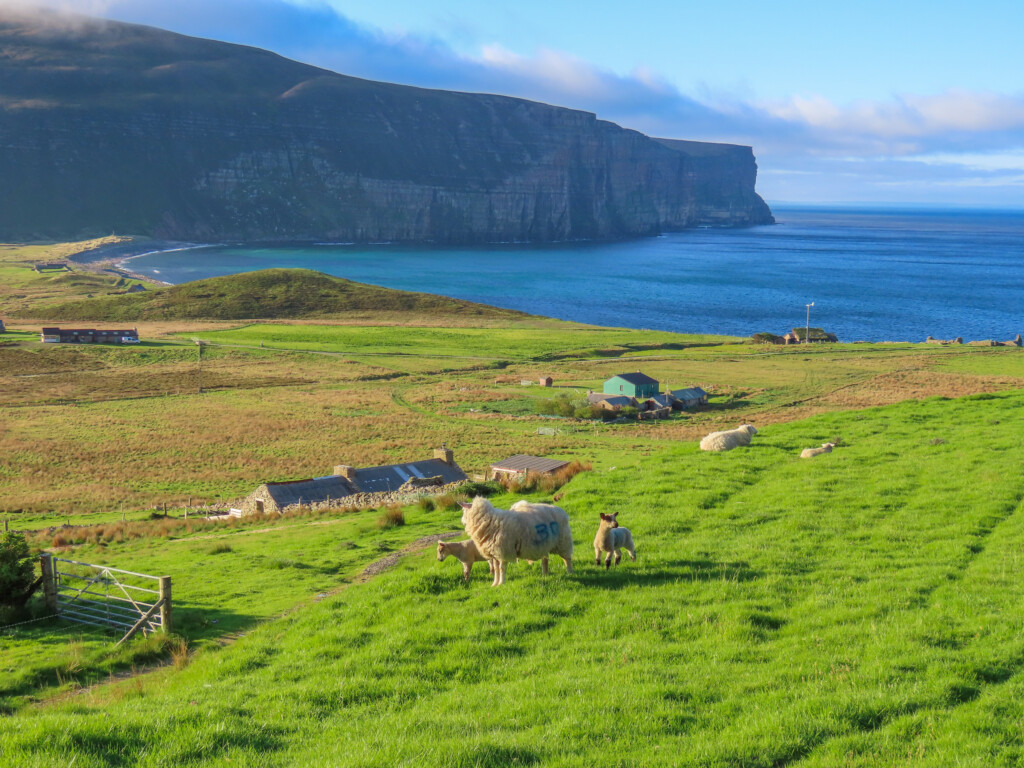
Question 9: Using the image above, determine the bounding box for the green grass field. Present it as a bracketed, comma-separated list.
[4, 262, 1024, 765]
[4, 391, 1024, 765]
[191, 322, 735, 361]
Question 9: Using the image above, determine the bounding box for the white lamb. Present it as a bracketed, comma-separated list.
[800, 442, 835, 458]
[593, 512, 636, 569]
[436, 539, 494, 582]
[699, 424, 758, 452]
[461, 496, 574, 586]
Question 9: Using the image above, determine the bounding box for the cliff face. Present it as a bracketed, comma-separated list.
[0, 12, 773, 243]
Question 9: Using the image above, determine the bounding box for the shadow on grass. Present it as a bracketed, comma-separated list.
[0, 604, 260, 713]
[571, 558, 762, 589]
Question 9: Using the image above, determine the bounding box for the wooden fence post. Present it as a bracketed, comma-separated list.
[159, 576, 172, 633]
[39, 553, 58, 613]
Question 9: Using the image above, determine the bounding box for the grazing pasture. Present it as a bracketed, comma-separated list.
[3, 391, 1024, 765]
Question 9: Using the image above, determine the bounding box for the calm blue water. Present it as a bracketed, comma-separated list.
[126, 206, 1024, 341]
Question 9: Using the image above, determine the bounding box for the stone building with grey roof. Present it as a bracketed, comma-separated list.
[241, 446, 467, 515]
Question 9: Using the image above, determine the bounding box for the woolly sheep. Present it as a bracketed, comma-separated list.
[699, 424, 758, 452]
[460, 496, 574, 586]
[593, 512, 636, 569]
[800, 442, 836, 459]
[436, 539, 493, 582]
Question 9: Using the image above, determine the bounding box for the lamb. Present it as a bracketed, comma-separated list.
[436, 539, 493, 582]
[699, 424, 757, 452]
[460, 496, 574, 586]
[593, 512, 636, 569]
[800, 442, 836, 459]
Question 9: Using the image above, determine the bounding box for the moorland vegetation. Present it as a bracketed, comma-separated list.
[2, 239, 1024, 764]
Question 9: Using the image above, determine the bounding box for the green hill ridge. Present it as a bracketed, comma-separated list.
[18, 268, 527, 321]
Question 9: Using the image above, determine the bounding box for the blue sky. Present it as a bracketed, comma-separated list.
[16, 0, 1024, 206]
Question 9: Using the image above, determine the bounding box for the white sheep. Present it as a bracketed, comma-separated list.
[800, 442, 835, 458]
[699, 424, 758, 452]
[593, 512, 636, 569]
[460, 496, 574, 586]
[436, 539, 493, 582]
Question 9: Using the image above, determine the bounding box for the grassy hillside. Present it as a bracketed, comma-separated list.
[4, 391, 1024, 765]
[14, 268, 528, 321]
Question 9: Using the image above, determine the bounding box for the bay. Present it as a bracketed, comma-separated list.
[125, 206, 1024, 342]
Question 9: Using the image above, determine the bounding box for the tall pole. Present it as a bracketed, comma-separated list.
[196, 340, 203, 394]
[805, 302, 814, 344]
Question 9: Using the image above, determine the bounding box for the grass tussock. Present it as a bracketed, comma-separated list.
[376, 505, 405, 529]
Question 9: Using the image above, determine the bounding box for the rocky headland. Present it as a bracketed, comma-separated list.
[0, 11, 773, 244]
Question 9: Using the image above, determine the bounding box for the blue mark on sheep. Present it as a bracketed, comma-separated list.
[533, 523, 549, 545]
[532, 520, 559, 545]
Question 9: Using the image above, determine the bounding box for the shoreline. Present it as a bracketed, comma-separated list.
[68, 238, 219, 287]
[114, 243, 221, 286]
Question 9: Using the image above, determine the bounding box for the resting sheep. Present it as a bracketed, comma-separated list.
[436, 540, 493, 582]
[461, 496, 574, 586]
[594, 512, 636, 569]
[800, 442, 836, 459]
[700, 424, 758, 452]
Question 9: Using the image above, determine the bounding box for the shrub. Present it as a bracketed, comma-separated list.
[208, 542, 233, 555]
[0, 532, 40, 623]
[620, 406, 639, 419]
[459, 481, 501, 498]
[377, 505, 406, 529]
[752, 332, 784, 344]
[537, 395, 575, 417]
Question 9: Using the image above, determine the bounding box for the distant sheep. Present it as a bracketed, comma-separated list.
[800, 442, 836, 459]
[437, 540, 493, 582]
[699, 424, 758, 452]
[593, 512, 636, 569]
[461, 497, 574, 586]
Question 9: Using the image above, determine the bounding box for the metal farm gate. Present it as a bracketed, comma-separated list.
[40, 554, 172, 645]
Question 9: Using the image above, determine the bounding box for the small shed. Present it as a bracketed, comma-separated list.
[587, 392, 637, 411]
[642, 393, 676, 411]
[603, 372, 659, 399]
[668, 387, 708, 410]
[538, 376, 553, 387]
[490, 455, 569, 479]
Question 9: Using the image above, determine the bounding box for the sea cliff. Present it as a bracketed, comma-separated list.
[0, 11, 773, 243]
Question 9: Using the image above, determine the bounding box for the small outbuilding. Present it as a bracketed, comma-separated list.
[490, 454, 569, 479]
[587, 392, 637, 411]
[668, 387, 709, 410]
[538, 376, 553, 387]
[603, 371, 659, 399]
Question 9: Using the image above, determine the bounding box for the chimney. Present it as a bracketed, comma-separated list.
[434, 443, 454, 466]
[333, 464, 356, 480]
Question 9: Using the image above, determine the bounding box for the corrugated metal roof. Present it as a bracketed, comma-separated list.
[491, 455, 570, 474]
[609, 372, 659, 386]
[646, 394, 675, 408]
[353, 458, 467, 493]
[670, 387, 708, 401]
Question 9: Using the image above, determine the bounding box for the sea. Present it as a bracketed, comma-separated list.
[124, 206, 1024, 342]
